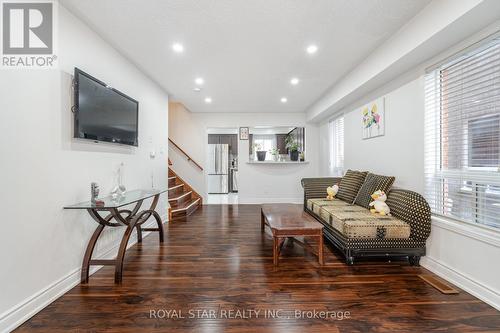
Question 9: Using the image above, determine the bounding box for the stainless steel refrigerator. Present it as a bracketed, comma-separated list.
[207, 144, 229, 193]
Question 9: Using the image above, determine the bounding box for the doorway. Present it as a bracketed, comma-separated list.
[206, 128, 239, 204]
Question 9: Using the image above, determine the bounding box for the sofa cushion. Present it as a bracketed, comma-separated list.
[301, 177, 342, 201]
[354, 173, 396, 209]
[307, 198, 411, 240]
[336, 170, 368, 204]
[307, 198, 342, 215]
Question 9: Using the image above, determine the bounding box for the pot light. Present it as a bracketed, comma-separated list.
[290, 77, 299, 85]
[193, 87, 201, 92]
[172, 43, 184, 53]
[306, 44, 318, 54]
[280, 97, 288, 103]
[205, 97, 212, 104]
[195, 77, 204, 85]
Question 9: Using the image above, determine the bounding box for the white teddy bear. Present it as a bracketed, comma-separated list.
[369, 190, 391, 216]
[326, 185, 339, 200]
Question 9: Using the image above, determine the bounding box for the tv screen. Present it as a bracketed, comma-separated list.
[74, 68, 139, 146]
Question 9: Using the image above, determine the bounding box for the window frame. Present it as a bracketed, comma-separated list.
[425, 35, 500, 230]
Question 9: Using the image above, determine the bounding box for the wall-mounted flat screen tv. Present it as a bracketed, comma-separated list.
[74, 68, 139, 146]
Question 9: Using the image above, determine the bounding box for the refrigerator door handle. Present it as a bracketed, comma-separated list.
[215, 145, 219, 174]
[219, 144, 222, 174]
[219, 145, 222, 174]
[218, 144, 222, 174]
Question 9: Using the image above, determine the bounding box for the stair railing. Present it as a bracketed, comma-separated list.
[168, 138, 204, 171]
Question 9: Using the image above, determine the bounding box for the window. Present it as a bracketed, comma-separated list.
[425, 37, 500, 229]
[252, 134, 276, 161]
[468, 114, 500, 168]
[329, 115, 344, 176]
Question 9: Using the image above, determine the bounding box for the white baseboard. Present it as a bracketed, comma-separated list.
[239, 197, 303, 204]
[0, 215, 167, 333]
[421, 256, 500, 311]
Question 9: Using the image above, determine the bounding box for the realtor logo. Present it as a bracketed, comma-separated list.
[1, 0, 57, 68]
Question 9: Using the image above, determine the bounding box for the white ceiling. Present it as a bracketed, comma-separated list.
[61, 0, 431, 113]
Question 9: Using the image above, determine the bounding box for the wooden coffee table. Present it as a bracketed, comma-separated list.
[261, 204, 324, 266]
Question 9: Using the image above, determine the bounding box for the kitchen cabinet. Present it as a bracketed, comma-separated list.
[208, 134, 219, 144]
[219, 134, 231, 146]
[208, 134, 238, 155]
[230, 135, 238, 155]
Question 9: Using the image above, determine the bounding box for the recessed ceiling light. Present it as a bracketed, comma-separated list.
[306, 44, 318, 54]
[205, 97, 212, 104]
[280, 97, 288, 103]
[193, 87, 201, 92]
[195, 77, 204, 85]
[290, 77, 299, 85]
[172, 43, 184, 53]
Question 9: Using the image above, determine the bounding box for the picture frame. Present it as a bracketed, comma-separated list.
[362, 97, 385, 139]
[239, 127, 249, 140]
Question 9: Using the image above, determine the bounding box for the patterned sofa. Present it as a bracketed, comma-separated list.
[301, 173, 431, 265]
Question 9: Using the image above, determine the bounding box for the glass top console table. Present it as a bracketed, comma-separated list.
[64, 189, 167, 283]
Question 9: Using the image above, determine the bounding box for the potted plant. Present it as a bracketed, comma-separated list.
[269, 148, 280, 161]
[253, 143, 266, 161]
[288, 143, 299, 161]
[285, 135, 300, 161]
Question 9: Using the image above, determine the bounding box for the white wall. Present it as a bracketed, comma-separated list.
[0, 4, 169, 331]
[424, 217, 500, 310]
[318, 77, 425, 193]
[345, 78, 425, 193]
[169, 103, 319, 203]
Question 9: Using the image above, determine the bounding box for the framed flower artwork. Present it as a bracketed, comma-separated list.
[362, 97, 385, 139]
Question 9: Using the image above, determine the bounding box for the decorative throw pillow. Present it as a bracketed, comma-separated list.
[354, 173, 396, 209]
[336, 170, 368, 204]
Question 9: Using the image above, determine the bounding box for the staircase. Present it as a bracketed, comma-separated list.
[168, 166, 202, 221]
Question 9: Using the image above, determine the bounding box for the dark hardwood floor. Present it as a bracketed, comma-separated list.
[17, 205, 500, 332]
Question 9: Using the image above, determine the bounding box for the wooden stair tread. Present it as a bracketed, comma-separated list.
[171, 198, 201, 213]
[168, 191, 192, 201]
[168, 165, 202, 221]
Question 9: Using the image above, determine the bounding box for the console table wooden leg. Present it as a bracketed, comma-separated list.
[261, 209, 265, 231]
[152, 211, 164, 243]
[115, 220, 138, 283]
[318, 233, 324, 266]
[81, 224, 105, 283]
[137, 195, 164, 244]
[136, 225, 143, 243]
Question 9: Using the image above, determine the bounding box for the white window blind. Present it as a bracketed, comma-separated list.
[424, 36, 500, 229]
[329, 115, 344, 176]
